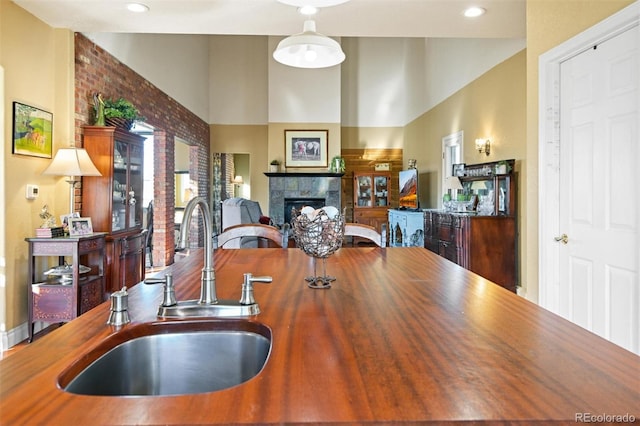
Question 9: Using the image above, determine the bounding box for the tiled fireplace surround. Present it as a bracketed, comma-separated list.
[266, 172, 343, 226]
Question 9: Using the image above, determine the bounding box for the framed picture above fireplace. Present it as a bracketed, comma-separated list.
[285, 130, 328, 168]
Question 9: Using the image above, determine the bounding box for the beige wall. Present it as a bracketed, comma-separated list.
[524, 0, 635, 302]
[1, 0, 75, 336]
[210, 124, 269, 208]
[341, 126, 404, 150]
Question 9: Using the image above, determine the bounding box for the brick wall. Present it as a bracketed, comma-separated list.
[74, 33, 210, 267]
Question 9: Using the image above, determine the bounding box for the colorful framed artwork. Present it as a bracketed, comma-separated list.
[284, 130, 328, 168]
[12, 102, 53, 158]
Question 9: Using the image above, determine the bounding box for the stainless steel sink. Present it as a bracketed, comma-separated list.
[58, 320, 271, 396]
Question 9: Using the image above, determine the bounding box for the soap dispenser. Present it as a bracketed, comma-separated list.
[107, 286, 131, 326]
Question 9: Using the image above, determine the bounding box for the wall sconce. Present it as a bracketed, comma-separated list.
[475, 138, 491, 156]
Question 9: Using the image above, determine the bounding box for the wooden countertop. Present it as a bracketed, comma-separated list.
[1, 248, 638, 424]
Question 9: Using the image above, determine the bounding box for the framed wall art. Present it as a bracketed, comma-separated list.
[284, 130, 328, 168]
[452, 163, 466, 177]
[12, 102, 53, 158]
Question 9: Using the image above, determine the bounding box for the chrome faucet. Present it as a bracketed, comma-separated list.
[145, 197, 272, 318]
[178, 196, 216, 304]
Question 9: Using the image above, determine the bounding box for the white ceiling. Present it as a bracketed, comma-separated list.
[12, 0, 526, 39]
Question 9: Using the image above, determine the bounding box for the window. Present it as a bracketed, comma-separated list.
[442, 131, 464, 199]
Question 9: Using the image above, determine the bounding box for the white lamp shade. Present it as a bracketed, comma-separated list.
[273, 20, 345, 69]
[43, 147, 101, 177]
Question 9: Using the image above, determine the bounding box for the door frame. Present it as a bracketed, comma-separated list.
[538, 3, 639, 311]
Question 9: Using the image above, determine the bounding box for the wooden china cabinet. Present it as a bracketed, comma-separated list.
[353, 172, 391, 243]
[81, 126, 146, 294]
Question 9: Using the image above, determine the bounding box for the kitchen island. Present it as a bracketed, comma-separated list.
[1, 247, 638, 424]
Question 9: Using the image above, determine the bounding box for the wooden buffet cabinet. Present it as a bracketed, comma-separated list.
[81, 126, 146, 294]
[352, 172, 390, 240]
[424, 160, 517, 292]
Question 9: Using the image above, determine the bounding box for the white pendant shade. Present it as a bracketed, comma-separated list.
[273, 20, 345, 69]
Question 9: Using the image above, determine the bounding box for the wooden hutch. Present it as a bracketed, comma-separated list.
[81, 126, 147, 294]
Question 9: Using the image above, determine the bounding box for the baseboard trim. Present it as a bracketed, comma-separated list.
[1, 322, 49, 352]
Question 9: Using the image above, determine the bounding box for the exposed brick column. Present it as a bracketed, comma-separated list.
[152, 130, 175, 266]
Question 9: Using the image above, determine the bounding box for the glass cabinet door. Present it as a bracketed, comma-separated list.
[112, 141, 128, 232]
[128, 143, 144, 229]
[112, 140, 144, 232]
[496, 176, 509, 214]
[356, 176, 372, 207]
[374, 175, 389, 207]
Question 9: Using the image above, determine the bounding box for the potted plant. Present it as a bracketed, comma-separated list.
[495, 160, 511, 175]
[269, 159, 280, 172]
[330, 156, 345, 173]
[103, 97, 145, 130]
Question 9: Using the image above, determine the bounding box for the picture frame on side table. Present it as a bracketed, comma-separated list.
[69, 217, 93, 236]
[284, 130, 328, 168]
[12, 102, 53, 158]
[60, 212, 80, 234]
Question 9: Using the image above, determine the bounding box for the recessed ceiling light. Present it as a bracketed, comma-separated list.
[463, 6, 486, 18]
[277, 0, 349, 7]
[127, 3, 149, 13]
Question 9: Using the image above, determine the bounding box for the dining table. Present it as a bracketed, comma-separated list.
[0, 246, 638, 425]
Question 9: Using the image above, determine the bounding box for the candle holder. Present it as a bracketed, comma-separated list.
[291, 207, 345, 289]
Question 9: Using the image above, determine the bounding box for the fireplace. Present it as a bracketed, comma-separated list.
[284, 198, 325, 225]
[265, 172, 343, 226]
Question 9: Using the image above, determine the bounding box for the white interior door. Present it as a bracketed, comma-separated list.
[557, 24, 638, 353]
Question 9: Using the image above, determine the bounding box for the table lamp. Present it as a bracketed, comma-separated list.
[43, 147, 101, 215]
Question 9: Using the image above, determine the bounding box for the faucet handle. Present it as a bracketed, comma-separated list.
[239, 273, 272, 305]
[144, 274, 177, 307]
[144, 275, 169, 285]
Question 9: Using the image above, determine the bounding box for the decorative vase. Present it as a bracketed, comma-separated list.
[291, 207, 345, 289]
[269, 164, 279, 172]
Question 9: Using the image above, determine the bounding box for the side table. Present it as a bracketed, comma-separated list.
[26, 232, 106, 342]
[388, 209, 425, 247]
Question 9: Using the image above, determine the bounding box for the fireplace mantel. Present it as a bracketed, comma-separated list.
[264, 172, 344, 178]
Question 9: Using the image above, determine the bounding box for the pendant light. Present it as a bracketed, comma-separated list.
[273, 20, 345, 69]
